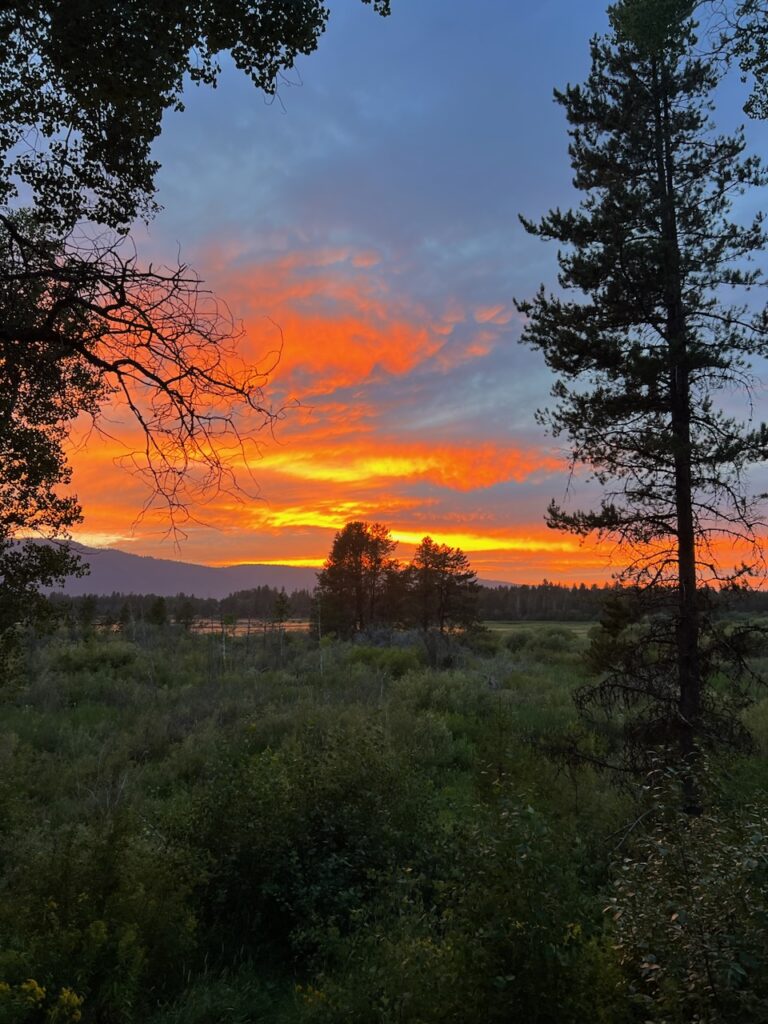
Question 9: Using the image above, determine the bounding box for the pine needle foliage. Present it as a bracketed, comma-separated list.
[516, 8, 768, 779]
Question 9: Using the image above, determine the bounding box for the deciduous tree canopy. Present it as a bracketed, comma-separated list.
[0, 1, 391, 624]
[0, 213, 275, 521]
[1, 0, 391, 229]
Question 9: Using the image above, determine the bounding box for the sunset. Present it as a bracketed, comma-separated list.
[54, 1, 761, 586]
[60, 0, 635, 584]
[5, 1, 768, 1019]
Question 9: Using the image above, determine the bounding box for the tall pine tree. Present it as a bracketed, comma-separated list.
[315, 522, 398, 638]
[517, 6, 768, 782]
[408, 537, 479, 634]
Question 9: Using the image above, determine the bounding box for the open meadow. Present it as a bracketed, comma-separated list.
[3, 621, 768, 1023]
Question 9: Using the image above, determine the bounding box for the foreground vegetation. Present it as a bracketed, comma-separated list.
[1, 621, 768, 1023]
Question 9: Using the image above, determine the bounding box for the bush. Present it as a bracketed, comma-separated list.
[191, 714, 437, 962]
[0, 811, 201, 1022]
[54, 640, 139, 673]
[607, 767, 768, 1022]
[346, 644, 423, 679]
[298, 794, 626, 1024]
[504, 625, 577, 658]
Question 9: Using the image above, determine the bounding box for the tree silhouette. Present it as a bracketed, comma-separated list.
[315, 522, 398, 637]
[0, 214, 276, 523]
[147, 596, 168, 628]
[517, 9, 768, 783]
[0, 1, 392, 624]
[1, 0, 391, 231]
[0, 212, 279, 632]
[615, 1, 768, 123]
[408, 536, 479, 633]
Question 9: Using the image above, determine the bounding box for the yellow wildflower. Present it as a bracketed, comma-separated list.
[46, 987, 85, 1022]
[20, 978, 46, 1003]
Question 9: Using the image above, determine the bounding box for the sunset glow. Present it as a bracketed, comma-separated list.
[64, 240, 616, 583]
[65, 0, 731, 586]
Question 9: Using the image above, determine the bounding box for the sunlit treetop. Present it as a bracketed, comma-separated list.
[0, 0, 391, 229]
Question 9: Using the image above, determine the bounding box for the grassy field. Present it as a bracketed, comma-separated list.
[483, 619, 596, 639]
[1, 621, 767, 1023]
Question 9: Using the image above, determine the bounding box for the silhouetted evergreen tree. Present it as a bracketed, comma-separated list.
[517, 8, 768, 779]
[407, 537, 479, 633]
[147, 596, 168, 628]
[315, 522, 398, 637]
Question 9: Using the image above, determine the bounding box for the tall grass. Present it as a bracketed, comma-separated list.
[1, 622, 766, 1022]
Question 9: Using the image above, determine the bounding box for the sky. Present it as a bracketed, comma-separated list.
[66, 0, 768, 583]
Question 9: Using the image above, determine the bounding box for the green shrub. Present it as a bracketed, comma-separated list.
[0, 811, 202, 1023]
[607, 768, 768, 1022]
[346, 644, 423, 679]
[54, 640, 139, 673]
[191, 714, 437, 962]
[298, 795, 626, 1024]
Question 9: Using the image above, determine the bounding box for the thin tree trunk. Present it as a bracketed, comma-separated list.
[654, 60, 701, 804]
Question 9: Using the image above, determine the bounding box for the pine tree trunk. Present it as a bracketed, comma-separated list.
[671, 362, 702, 791]
[654, 60, 701, 801]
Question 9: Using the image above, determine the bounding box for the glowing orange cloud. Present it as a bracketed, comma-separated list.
[259, 439, 561, 490]
[202, 250, 451, 395]
[390, 528, 579, 553]
[185, 248, 508, 397]
[474, 304, 514, 326]
[64, 244, 604, 583]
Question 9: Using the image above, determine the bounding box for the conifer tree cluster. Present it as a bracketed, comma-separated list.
[313, 521, 479, 639]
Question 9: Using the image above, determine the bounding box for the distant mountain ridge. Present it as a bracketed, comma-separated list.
[50, 544, 319, 599]
[39, 543, 514, 598]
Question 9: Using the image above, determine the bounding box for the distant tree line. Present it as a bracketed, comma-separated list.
[46, 572, 768, 636]
[48, 586, 314, 631]
[478, 581, 617, 621]
[479, 581, 768, 623]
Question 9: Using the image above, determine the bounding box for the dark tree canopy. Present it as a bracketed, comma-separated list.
[315, 521, 398, 638]
[613, 0, 768, 120]
[517, 13, 768, 778]
[408, 536, 479, 634]
[0, 212, 274, 524]
[314, 522, 479, 640]
[0, 1, 393, 628]
[0, 206, 274, 643]
[2, 0, 391, 229]
[611, 0, 697, 51]
[0, 212, 96, 641]
[724, 0, 768, 117]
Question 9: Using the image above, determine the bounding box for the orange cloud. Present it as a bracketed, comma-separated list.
[351, 250, 381, 268]
[242, 300, 439, 395]
[474, 304, 514, 325]
[65, 427, 612, 583]
[389, 528, 579, 554]
[258, 438, 561, 490]
[200, 249, 477, 397]
[63, 244, 602, 583]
